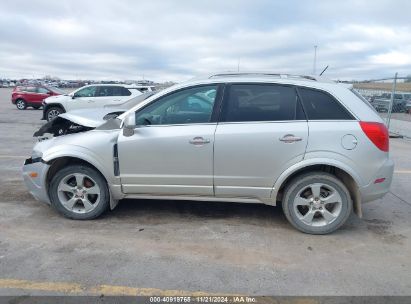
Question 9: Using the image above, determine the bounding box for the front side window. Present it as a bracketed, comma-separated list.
[299, 88, 354, 120]
[37, 87, 49, 94]
[135, 85, 218, 125]
[75, 86, 97, 97]
[221, 84, 303, 122]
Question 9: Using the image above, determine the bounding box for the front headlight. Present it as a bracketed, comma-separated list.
[31, 150, 43, 161]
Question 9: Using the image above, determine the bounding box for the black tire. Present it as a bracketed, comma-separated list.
[282, 172, 352, 235]
[46, 106, 63, 121]
[32, 105, 41, 110]
[49, 165, 110, 220]
[15, 99, 27, 110]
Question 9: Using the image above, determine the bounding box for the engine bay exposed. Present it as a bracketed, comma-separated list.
[33, 117, 94, 139]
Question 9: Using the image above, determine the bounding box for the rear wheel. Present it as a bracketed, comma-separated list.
[16, 99, 27, 110]
[49, 165, 110, 220]
[282, 172, 352, 234]
[46, 106, 63, 121]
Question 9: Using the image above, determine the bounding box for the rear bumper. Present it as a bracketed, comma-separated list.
[359, 158, 394, 203]
[22, 158, 51, 205]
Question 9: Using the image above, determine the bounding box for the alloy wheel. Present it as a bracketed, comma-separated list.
[47, 109, 61, 120]
[293, 182, 342, 227]
[16, 100, 25, 109]
[57, 173, 101, 214]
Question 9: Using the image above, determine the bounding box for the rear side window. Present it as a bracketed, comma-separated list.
[25, 86, 37, 93]
[298, 88, 354, 120]
[95, 86, 112, 97]
[221, 84, 304, 122]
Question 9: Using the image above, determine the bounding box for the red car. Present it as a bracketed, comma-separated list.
[11, 85, 64, 110]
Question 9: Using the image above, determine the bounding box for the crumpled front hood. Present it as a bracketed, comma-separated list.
[33, 108, 123, 139]
[59, 108, 124, 128]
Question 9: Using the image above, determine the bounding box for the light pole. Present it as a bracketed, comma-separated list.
[313, 45, 318, 75]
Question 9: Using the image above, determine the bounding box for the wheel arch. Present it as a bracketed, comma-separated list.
[45, 155, 119, 210]
[272, 162, 363, 217]
[44, 103, 66, 113]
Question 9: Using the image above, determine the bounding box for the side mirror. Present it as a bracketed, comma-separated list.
[123, 113, 136, 137]
[47, 91, 53, 95]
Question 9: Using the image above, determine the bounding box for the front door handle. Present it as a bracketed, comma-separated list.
[189, 137, 211, 146]
[279, 134, 303, 143]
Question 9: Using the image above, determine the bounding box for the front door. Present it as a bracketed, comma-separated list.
[214, 83, 308, 200]
[117, 84, 221, 196]
[69, 86, 98, 111]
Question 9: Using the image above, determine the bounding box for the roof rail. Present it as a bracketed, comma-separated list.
[207, 71, 333, 82]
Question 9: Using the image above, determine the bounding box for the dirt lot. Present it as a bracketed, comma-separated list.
[0, 88, 411, 296]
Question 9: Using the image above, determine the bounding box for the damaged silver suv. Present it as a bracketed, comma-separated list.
[23, 72, 394, 234]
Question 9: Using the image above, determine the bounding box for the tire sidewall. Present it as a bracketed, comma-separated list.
[49, 165, 110, 220]
[283, 173, 352, 234]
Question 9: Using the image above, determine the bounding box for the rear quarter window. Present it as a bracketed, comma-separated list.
[298, 87, 354, 120]
[121, 87, 132, 96]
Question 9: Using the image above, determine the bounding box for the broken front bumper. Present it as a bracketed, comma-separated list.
[22, 158, 51, 205]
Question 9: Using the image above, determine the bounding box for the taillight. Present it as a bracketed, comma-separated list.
[359, 121, 389, 152]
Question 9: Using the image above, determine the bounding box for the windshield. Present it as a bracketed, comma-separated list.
[104, 91, 156, 109]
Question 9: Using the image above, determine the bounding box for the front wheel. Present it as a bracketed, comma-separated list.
[49, 165, 110, 220]
[16, 99, 27, 110]
[282, 172, 352, 234]
[46, 106, 63, 121]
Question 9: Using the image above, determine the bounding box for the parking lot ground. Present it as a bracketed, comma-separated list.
[0, 88, 411, 296]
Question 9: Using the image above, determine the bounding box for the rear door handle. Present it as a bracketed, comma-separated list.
[279, 134, 303, 143]
[189, 137, 211, 146]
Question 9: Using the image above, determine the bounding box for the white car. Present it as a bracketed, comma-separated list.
[26, 72, 394, 234]
[42, 84, 155, 121]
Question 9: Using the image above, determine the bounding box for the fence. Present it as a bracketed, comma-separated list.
[352, 74, 411, 139]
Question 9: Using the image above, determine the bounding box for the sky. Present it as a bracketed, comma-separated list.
[0, 0, 410, 82]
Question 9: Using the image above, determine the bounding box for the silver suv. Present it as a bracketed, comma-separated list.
[23, 72, 394, 234]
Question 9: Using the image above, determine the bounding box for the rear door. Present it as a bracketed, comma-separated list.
[24, 86, 38, 103]
[214, 83, 308, 200]
[106, 86, 134, 105]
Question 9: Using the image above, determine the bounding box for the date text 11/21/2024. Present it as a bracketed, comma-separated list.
[149, 296, 257, 303]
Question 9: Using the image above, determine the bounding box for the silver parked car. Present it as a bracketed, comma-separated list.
[23, 72, 394, 234]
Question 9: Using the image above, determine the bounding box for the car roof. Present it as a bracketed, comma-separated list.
[81, 84, 153, 89]
[177, 72, 348, 93]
